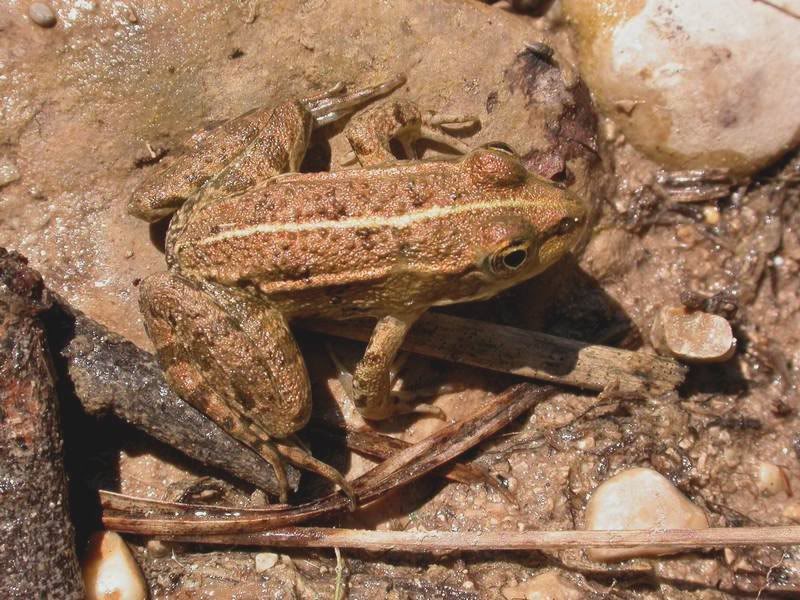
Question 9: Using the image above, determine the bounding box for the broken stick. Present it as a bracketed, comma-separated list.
[303, 312, 686, 395]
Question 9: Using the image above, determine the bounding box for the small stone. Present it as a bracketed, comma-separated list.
[755, 461, 790, 496]
[782, 504, 800, 523]
[254, 552, 279, 572]
[29, 2, 57, 28]
[703, 205, 720, 226]
[651, 306, 736, 363]
[584, 467, 709, 561]
[82, 531, 148, 600]
[0, 159, 20, 187]
[145, 539, 169, 558]
[501, 571, 583, 599]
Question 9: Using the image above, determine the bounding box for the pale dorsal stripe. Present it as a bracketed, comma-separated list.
[197, 198, 533, 245]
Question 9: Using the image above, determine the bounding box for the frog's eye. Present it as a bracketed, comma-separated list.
[482, 142, 518, 157]
[490, 242, 529, 274]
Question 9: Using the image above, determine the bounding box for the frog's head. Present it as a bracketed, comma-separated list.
[461, 144, 587, 298]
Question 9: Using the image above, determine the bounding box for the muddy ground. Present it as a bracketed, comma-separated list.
[2, 0, 799, 598]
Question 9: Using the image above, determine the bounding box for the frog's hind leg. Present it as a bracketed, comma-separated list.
[138, 272, 353, 503]
[343, 99, 479, 167]
[129, 75, 407, 223]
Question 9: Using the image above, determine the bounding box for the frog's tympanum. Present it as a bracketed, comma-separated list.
[129, 76, 586, 503]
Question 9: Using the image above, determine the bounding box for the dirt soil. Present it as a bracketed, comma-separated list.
[2, 0, 799, 598]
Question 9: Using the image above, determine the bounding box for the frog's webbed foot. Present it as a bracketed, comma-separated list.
[303, 75, 407, 128]
[342, 99, 479, 167]
[138, 272, 354, 504]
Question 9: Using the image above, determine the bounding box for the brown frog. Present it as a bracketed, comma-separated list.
[129, 75, 586, 503]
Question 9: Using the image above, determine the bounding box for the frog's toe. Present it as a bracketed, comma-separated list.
[412, 111, 480, 155]
[388, 391, 447, 420]
[274, 439, 357, 509]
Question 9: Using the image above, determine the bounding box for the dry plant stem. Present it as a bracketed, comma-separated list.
[159, 525, 800, 552]
[302, 313, 686, 394]
[101, 384, 552, 535]
[308, 421, 516, 502]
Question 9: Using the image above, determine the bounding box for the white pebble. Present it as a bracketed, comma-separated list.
[756, 461, 790, 496]
[254, 551, 279, 572]
[82, 531, 148, 600]
[584, 467, 709, 561]
[29, 2, 57, 27]
[651, 306, 736, 363]
[563, 0, 800, 174]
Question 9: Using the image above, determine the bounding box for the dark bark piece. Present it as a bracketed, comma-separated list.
[46, 297, 300, 496]
[0, 249, 85, 599]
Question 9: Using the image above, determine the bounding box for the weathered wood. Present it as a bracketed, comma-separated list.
[303, 312, 687, 394]
[0, 249, 84, 600]
[101, 384, 553, 535]
[160, 524, 800, 552]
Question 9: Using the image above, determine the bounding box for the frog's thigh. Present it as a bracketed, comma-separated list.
[139, 273, 312, 442]
[352, 312, 423, 419]
[344, 100, 423, 167]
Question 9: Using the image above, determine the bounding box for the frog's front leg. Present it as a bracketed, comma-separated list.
[344, 99, 478, 167]
[139, 272, 353, 503]
[351, 313, 443, 420]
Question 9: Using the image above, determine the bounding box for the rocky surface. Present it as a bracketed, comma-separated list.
[2, 0, 800, 597]
[584, 467, 709, 561]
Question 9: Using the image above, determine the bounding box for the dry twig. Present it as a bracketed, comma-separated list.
[157, 524, 800, 553]
[303, 312, 686, 394]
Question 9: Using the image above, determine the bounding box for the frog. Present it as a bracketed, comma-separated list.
[128, 75, 587, 504]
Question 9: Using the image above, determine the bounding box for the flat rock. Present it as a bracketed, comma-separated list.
[584, 467, 709, 561]
[651, 306, 736, 363]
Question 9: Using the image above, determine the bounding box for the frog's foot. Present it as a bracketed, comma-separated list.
[327, 326, 447, 421]
[274, 438, 357, 509]
[303, 74, 407, 128]
[342, 98, 479, 166]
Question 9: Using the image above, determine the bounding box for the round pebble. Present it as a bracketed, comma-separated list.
[651, 306, 736, 363]
[563, 0, 800, 174]
[29, 2, 57, 28]
[82, 531, 148, 600]
[254, 551, 279, 572]
[756, 461, 790, 496]
[584, 467, 709, 562]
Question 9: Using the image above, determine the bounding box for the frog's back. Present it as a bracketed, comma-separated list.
[172, 153, 571, 318]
